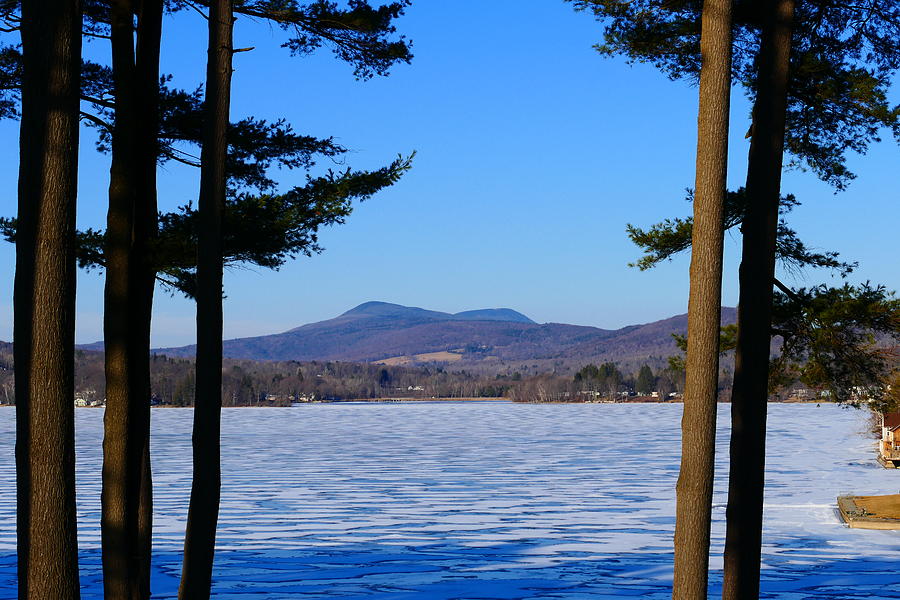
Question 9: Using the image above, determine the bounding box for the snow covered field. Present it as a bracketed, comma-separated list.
[2, 402, 900, 599]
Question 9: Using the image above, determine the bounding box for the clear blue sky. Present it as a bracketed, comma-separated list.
[0, 1, 897, 347]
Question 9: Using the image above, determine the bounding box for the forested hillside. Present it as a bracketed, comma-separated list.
[0, 341, 693, 405]
[152, 301, 738, 374]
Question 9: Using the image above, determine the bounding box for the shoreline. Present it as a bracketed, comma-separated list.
[0, 399, 834, 408]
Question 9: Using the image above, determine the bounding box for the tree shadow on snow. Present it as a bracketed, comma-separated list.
[2, 536, 900, 599]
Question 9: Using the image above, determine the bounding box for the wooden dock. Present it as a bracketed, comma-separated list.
[877, 454, 898, 469]
[837, 494, 900, 529]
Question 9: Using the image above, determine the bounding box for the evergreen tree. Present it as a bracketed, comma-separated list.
[171, 3, 413, 597]
[722, 2, 796, 593]
[673, 1, 732, 596]
[635, 364, 655, 395]
[769, 283, 900, 409]
[1, 2, 414, 597]
[100, 2, 163, 596]
[568, 1, 900, 595]
[179, 0, 233, 597]
[14, 0, 82, 597]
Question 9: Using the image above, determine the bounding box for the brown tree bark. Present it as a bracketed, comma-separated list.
[178, 0, 233, 597]
[14, 0, 82, 598]
[671, 0, 733, 598]
[132, 3, 163, 597]
[721, 0, 795, 598]
[101, 0, 139, 589]
[101, 1, 162, 598]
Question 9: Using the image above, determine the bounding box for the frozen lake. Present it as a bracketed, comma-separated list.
[2, 402, 900, 598]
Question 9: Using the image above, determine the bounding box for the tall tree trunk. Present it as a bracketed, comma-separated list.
[179, 1, 233, 597]
[721, 0, 794, 598]
[15, 0, 82, 598]
[101, 0, 139, 592]
[132, 2, 164, 596]
[671, 0, 733, 598]
[101, 1, 162, 598]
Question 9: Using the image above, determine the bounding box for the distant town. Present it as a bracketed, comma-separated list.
[0, 340, 835, 408]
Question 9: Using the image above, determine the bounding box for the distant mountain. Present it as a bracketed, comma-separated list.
[452, 308, 535, 324]
[329, 301, 535, 325]
[154, 301, 737, 372]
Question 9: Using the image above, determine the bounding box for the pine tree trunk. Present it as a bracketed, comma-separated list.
[721, 0, 794, 598]
[101, 0, 139, 590]
[102, 1, 163, 598]
[133, 3, 164, 596]
[15, 1, 82, 598]
[671, 0, 733, 598]
[179, 1, 233, 597]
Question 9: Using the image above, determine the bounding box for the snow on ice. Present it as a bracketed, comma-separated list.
[1, 402, 899, 598]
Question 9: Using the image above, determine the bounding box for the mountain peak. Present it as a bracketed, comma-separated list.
[340, 302, 450, 321]
[342, 301, 405, 315]
[340, 302, 535, 324]
[453, 308, 535, 324]
[153, 303, 737, 370]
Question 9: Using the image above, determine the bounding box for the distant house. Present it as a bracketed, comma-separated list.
[291, 394, 317, 406]
[74, 389, 99, 408]
[879, 412, 900, 468]
[792, 387, 812, 400]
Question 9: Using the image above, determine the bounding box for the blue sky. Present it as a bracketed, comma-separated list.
[0, 1, 897, 347]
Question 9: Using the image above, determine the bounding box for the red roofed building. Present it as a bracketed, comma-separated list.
[879, 412, 900, 467]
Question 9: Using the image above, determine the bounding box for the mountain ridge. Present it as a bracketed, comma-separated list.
[151, 301, 738, 372]
[328, 301, 536, 325]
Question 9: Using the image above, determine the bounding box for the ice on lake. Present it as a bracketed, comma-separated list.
[2, 402, 900, 599]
